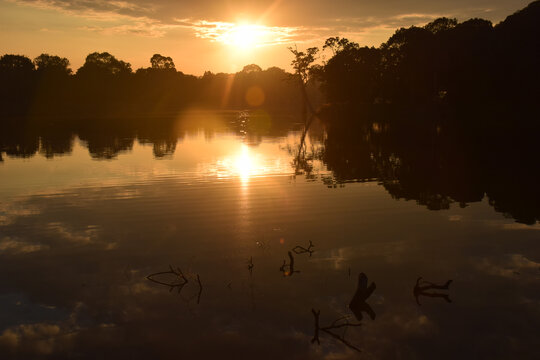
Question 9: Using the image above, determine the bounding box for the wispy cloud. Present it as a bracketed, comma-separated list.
[182, 20, 300, 47]
[391, 12, 446, 23]
[0, 236, 48, 254]
[10, 0, 153, 20]
[475, 254, 540, 279]
[10, 0, 308, 43]
[79, 21, 181, 38]
[10, 0, 178, 37]
[6, 0, 501, 47]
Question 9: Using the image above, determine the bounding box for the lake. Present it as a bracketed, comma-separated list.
[1, 109, 539, 359]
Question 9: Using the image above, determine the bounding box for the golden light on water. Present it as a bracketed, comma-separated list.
[204, 142, 286, 183]
[233, 144, 264, 183]
[231, 145, 251, 181]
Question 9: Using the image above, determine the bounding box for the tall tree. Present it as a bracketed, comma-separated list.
[34, 54, 71, 75]
[288, 46, 319, 115]
[0, 54, 34, 74]
[77, 52, 132, 76]
[150, 54, 175, 70]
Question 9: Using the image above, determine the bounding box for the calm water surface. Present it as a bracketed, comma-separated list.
[1, 111, 539, 359]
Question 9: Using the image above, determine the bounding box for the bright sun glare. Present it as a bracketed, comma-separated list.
[193, 21, 295, 51]
[230, 25, 259, 49]
[234, 144, 258, 181]
[224, 24, 268, 50]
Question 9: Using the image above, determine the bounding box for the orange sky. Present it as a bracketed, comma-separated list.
[0, 0, 532, 75]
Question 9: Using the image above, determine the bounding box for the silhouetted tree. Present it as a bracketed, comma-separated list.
[1, 0, 539, 119]
[242, 64, 262, 73]
[288, 46, 319, 115]
[321, 41, 382, 104]
[288, 46, 319, 84]
[33, 54, 71, 75]
[0, 54, 35, 115]
[150, 54, 175, 71]
[323, 37, 360, 55]
[424, 17, 458, 34]
[77, 52, 132, 76]
[381, 26, 436, 103]
[0, 54, 34, 73]
[494, 0, 540, 103]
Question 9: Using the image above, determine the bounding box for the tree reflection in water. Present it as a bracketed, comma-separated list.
[147, 265, 203, 304]
[311, 309, 363, 353]
[311, 272, 377, 353]
[146, 265, 189, 293]
[2, 103, 540, 224]
[292, 240, 315, 257]
[247, 256, 254, 277]
[349, 273, 377, 321]
[279, 251, 300, 277]
[414, 277, 453, 306]
[293, 104, 540, 225]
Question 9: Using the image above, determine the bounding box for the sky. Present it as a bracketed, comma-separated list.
[0, 0, 532, 75]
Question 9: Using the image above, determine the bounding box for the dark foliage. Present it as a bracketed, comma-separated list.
[316, 1, 540, 106]
[1, 2, 538, 117]
[315, 102, 540, 224]
[0, 51, 306, 117]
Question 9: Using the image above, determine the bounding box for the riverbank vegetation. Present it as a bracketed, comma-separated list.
[1, 1, 538, 119]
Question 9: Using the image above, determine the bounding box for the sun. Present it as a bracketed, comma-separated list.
[231, 25, 258, 49]
[193, 21, 296, 51]
[223, 24, 269, 50]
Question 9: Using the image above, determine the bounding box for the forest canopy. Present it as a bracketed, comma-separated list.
[0, 0, 539, 117]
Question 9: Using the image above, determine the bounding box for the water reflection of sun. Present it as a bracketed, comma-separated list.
[198, 136, 296, 183]
[216, 144, 268, 183]
[234, 144, 256, 182]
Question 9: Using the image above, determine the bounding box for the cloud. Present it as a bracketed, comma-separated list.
[0, 0, 443, 45]
[10, 0, 175, 38]
[475, 254, 540, 279]
[391, 12, 446, 23]
[79, 21, 180, 38]
[0, 323, 62, 355]
[500, 222, 540, 230]
[9, 0, 310, 43]
[184, 20, 300, 47]
[325, 12, 445, 34]
[0, 202, 41, 226]
[0, 236, 48, 254]
[0, 302, 106, 356]
[7, 0, 510, 49]
[10, 0, 153, 20]
[46, 222, 100, 244]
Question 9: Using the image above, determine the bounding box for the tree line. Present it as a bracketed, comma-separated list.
[309, 0, 540, 107]
[1, 0, 538, 118]
[0, 53, 307, 117]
